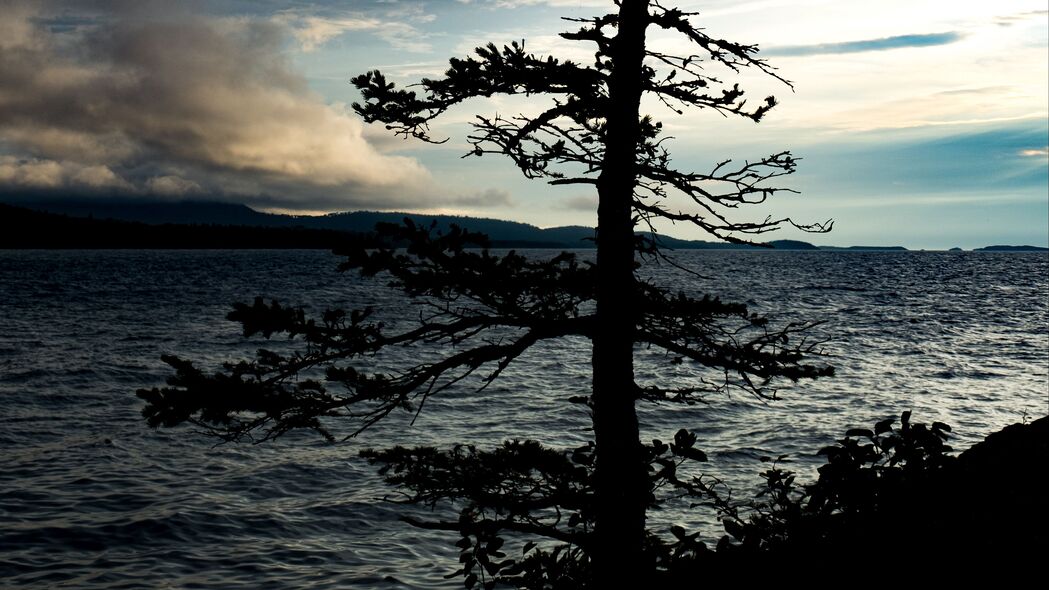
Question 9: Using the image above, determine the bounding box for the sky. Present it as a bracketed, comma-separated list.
[0, 0, 1046, 248]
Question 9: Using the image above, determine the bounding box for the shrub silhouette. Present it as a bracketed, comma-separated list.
[715, 411, 956, 553]
[694, 412, 1048, 576]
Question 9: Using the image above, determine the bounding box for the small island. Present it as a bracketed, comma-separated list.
[974, 245, 1049, 252]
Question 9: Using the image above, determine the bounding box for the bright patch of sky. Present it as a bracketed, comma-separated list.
[1, 0, 1045, 248]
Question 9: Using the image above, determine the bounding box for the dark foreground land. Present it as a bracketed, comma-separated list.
[855, 415, 1048, 559]
[692, 415, 1049, 580]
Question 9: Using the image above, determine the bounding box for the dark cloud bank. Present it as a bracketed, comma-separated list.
[0, 1, 450, 211]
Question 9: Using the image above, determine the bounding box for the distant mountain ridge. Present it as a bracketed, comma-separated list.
[4, 198, 1045, 251]
[14, 199, 282, 227]
[4, 199, 821, 249]
[0, 203, 372, 249]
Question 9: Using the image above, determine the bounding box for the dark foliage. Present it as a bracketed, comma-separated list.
[713, 411, 956, 554]
[695, 413, 1049, 575]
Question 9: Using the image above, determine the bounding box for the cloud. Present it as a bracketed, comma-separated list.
[145, 175, 204, 196]
[456, 0, 609, 8]
[557, 195, 598, 211]
[276, 4, 436, 53]
[994, 10, 1049, 27]
[285, 16, 385, 51]
[0, 157, 66, 189]
[764, 32, 964, 57]
[792, 121, 1049, 198]
[935, 86, 1013, 97]
[366, 61, 449, 80]
[0, 157, 134, 192]
[449, 188, 515, 208]
[0, 1, 436, 211]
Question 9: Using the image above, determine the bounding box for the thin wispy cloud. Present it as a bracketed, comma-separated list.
[449, 188, 516, 208]
[456, 0, 609, 8]
[935, 86, 1013, 97]
[557, 195, 598, 211]
[994, 10, 1049, 27]
[275, 4, 436, 53]
[765, 32, 964, 57]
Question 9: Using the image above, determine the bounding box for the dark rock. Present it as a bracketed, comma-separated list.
[904, 416, 1048, 564]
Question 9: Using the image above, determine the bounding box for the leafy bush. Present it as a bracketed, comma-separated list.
[713, 410, 955, 558]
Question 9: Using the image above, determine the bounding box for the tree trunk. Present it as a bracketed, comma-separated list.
[591, 0, 649, 586]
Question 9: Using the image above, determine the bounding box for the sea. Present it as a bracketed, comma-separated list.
[1, 249, 1046, 588]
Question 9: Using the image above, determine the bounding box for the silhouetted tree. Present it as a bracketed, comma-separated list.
[138, 1, 833, 586]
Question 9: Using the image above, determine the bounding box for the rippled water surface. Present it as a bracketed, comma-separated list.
[1, 249, 1046, 588]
